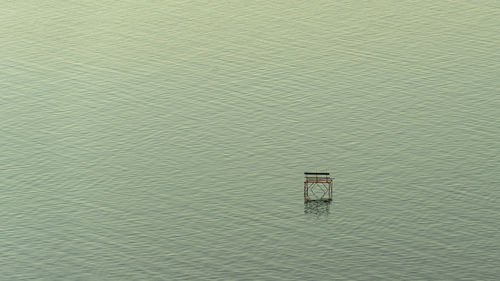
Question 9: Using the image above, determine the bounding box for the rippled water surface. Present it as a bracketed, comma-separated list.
[1, 1, 499, 280]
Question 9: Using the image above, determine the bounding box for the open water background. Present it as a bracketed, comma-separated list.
[1, 1, 499, 280]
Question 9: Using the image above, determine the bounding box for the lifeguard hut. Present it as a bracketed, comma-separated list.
[304, 172, 334, 202]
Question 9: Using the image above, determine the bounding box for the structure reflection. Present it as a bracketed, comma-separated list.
[304, 200, 331, 217]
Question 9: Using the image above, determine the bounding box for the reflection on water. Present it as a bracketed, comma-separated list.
[304, 200, 331, 217]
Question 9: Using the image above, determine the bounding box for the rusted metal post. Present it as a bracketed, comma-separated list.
[304, 182, 307, 201]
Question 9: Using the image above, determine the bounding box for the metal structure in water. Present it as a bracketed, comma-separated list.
[304, 172, 334, 202]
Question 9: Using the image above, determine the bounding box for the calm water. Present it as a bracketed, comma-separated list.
[1, 1, 499, 280]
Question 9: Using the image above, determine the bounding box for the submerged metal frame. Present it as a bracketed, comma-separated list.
[304, 172, 333, 202]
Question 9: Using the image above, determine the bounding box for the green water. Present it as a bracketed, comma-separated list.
[1, 1, 499, 280]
